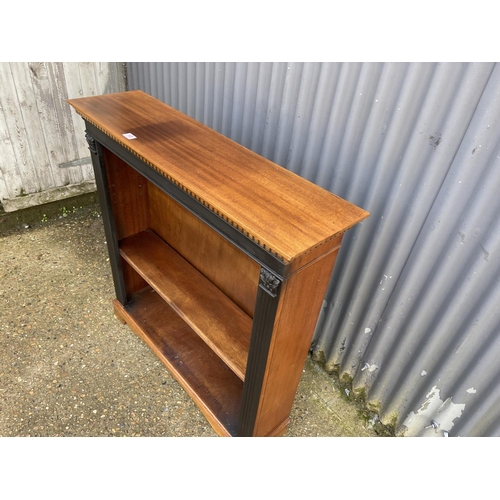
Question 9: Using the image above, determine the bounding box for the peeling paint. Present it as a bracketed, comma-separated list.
[421, 370, 427, 376]
[402, 386, 466, 436]
[364, 327, 372, 334]
[466, 387, 477, 394]
[429, 133, 442, 149]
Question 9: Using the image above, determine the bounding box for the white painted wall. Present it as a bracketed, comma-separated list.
[0, 62, 126, 211]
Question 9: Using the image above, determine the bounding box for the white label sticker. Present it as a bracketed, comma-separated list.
[122, 133, 137, 140]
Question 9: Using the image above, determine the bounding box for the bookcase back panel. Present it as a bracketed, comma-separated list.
[148, 183, 260, 318]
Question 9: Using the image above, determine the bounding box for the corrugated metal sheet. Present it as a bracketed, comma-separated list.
[126, 62, 500, 436]
[0, 62, 126, 211]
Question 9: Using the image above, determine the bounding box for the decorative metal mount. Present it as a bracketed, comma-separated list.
[85, 132, 97, 154]
[259, 268, 281, 297]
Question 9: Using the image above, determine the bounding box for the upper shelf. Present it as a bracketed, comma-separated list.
[68, 90, 369, 265]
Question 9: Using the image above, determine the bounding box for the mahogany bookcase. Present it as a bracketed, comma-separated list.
[68, 90, 368, 437]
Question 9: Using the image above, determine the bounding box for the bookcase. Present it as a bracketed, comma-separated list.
[68, 90, 369, 437]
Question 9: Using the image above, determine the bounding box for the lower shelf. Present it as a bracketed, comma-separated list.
[119, 230, 251, 381]
[113, 287, 243, 437]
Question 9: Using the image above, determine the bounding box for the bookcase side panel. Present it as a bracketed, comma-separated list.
[121, 257, 149, 297]
[102, 147, 150, 241]
[252, 248, 340, 436]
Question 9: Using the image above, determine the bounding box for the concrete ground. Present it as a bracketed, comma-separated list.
[0, 196, 381, 438]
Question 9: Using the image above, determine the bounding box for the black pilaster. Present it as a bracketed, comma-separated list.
[237, 268, 282, 436]
[86, 130, 128, 306]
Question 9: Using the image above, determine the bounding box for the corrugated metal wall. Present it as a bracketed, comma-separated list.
[126, 62, 500, 437]
[0, 62, 126, 211]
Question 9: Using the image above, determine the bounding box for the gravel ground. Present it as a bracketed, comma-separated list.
[0, 199, 380, 437]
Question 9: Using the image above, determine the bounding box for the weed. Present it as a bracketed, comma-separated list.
[60, 206, 79, 218]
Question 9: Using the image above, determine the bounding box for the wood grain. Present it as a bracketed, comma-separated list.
[0, 63, 124, 201]
[102, 147, 150, 240]
[113, 287, 243, 437]
[121, 257, 148, 297]
[63, 62, 102, 181]
[0, 63, 50, 196]
[252, 248, 340, 437]
[149, 182, 260, 317]
[68, 90, 369, 265]
[119, 229, 252, 381]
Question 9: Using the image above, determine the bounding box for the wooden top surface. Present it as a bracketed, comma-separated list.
[68, 90, 368, 263]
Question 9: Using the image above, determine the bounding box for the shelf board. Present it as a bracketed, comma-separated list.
[114, 287, 243, 437]
[119, 229, 252, 381]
